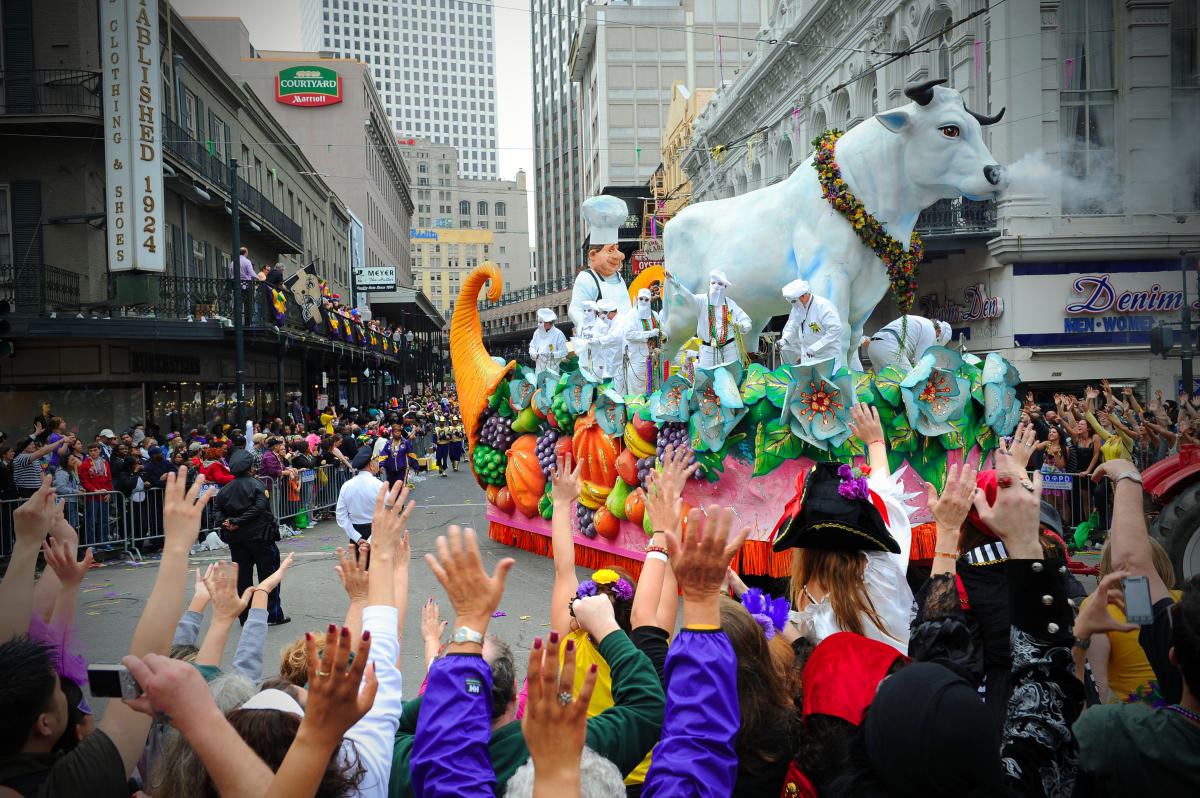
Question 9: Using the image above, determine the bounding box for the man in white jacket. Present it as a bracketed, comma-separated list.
[866, 316, 952, 373]
[778, 278, 845, 370]
[665, 269, 751, 369]
[622, 288, 663, 396]
[588, 298, 625, 388]
[528, 308, 568, 374]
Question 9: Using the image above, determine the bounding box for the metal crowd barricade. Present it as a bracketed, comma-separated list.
[1035, 470, 1110, 542]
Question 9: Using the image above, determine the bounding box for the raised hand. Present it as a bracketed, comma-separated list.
[193, 563, 215, 606]
[972, 451, 1042, 559]
[643, 445, 695, 533]
[570, 594, 621, 643]
[1073, 572, 1140, 639]
[847, 403, 884, 446]
[163, 468, 214, 554]
[42, 537, 94, 587]
[424, 525, 515, 634]
[122, 652, 223, 732]
[1000, 422, 1038, 471]
[550, 451, 582, 506]
[203, 561, 253, 622]
[335, 545, 370, 605]
[667, 505, 749, 604]
[302, 625, 378, 747]
[521, 632, 597, 793]
[421, 598, 447, 658]
[370, 481, 414, 555]
[13, 477, 58, 548]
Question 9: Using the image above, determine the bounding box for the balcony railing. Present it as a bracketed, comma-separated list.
[0, 264, 81, 311]
[0, 70, 100, 116]
[162, 114, 302, 247]
[915, 197, 997, 237]
[476, 278, 572, 309]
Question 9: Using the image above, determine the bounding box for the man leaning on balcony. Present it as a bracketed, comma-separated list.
[231, 247, 260, 322]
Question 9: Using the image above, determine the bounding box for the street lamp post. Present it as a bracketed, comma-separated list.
[230, 156, 245, 427]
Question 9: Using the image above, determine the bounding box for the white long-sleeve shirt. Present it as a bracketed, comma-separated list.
[567, 269, 631, 335]
[528, 325, 568, 372]
[780, 294, 844, 368]
[335, 471, 385, 543]
[867, 315, 940, 370]
[341, 604, 404, 798]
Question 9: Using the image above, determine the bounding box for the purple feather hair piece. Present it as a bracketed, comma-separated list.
[740, 588, 790, 640]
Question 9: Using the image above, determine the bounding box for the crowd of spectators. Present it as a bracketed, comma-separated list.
[0, 392, 460, 554]
[0, 393, 1195, 797]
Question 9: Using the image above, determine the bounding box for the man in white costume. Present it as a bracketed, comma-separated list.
[529, 308, 568, 373]
[588, 299, 626, 388]
[622, 288, 663, 396]
[865, 316, 952, 373]
[568, 195, 633, 333]
[778, 278, 845, 370]
[665, 269, 751, 369]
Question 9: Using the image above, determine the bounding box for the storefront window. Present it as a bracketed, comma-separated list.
[0, 386, 144, 439]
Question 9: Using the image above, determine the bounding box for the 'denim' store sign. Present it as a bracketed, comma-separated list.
[275, 66, 343, 106]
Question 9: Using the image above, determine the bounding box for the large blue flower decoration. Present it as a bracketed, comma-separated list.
[899, 346, 971, 437]
[561, 369, 597, 417]
[781, 358, 852, 450]
[594, 388, 627, 437]
[982, 352, 1022, 436]
[508, 367, 535, 412]
[533, 370, 558, 415]
[650, 373, 692, 425]
[688, 362, 746, 452]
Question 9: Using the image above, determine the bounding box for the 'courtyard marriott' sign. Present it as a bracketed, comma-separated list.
[275, 66, 343, 106]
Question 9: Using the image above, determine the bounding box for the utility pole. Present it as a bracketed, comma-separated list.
[231, 156, 245, 427]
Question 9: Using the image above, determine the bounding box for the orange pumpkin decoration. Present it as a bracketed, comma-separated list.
[554, 435, 573, 462]
[616, 448, 639, 487]
[625, 488, 646, 526]
[496, 486, 516, 515]
[505, 434, 546, 518]
[486, 484, 500, 505]
[594, 507, 620, 540]
[572, 410, 621, 491]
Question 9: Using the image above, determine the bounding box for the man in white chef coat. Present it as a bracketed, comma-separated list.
[529, 307, 568, 374]
[778, 278, 845, 370]
[865, 316, 952, 373]
[622, 288, 663, 396]
[665, 269, 751, 369]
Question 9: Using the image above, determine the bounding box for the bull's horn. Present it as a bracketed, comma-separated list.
[965, 105, 1005, 126]
[450, 263, 514, 456]
[903, 78, 947, 106]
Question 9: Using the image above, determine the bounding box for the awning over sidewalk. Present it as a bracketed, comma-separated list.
[367, 286, 446, 332]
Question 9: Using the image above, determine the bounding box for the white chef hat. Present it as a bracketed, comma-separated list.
[583, 300, 598, 313]
[582, 195, 628, 246]
[708, 269, 731, 286]
[782, 278, 811, 300]
[241, 689, 305, 717]
[637, 288, 651, 301]
[596, 299, 618, 313]
[537, 308, 556, 323]
[935, 320, 952, 344]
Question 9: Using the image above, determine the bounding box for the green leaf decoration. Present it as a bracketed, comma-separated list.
[625, 395, 650, 421]
[886, 409, 918, 453]
[847, 370, 880, 405]
[908, 437, 949, 492]
[764, 366, 793, 408]
[762, 417, 805, 459]
[974, 413, 998, 452]
[744, 398, 778, 426]
[497, 399, 514, 418]
[965, 364, 984, 405]
[874, 365, 905, 407]
[830, 436, 866, 461]
[938, 401, 977, 451]
[740, 363, 771, 405]
[690, 420, 707, 453]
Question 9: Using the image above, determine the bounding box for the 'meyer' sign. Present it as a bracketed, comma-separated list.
[276, 66, 343, 106]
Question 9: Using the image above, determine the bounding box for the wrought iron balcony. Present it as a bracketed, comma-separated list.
[476, 277, 573, 308]
[0, 264, 81, 312]
[0, 70, 100, 116]
[915, 197, 997, 237]
[162, 114, 303, 248]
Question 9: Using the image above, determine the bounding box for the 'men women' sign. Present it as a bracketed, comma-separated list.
[276, 66, 343, 106]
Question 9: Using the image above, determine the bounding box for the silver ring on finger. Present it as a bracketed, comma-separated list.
[383, 503, 395, 509]
[557, 691, 572, 706]
[1019, 478, 1035, 492]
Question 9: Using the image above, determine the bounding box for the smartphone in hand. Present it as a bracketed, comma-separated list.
[1122, 576, 1154, 626]
[87, 664, 143, 700]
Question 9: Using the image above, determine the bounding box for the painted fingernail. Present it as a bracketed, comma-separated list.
[327, 623, 337, 634]
[305, 632, 313, 641]
[533, 637, 542, 650]
[589, 664, 598, 674]
[341, 626, 350, 637]
[362, 630, 371, 641]
[549, 631, 559, 644]
[565, 639, 575, 652]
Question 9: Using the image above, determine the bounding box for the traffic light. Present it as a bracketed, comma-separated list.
[0, 299, 11, 358]
[1149, 323, 1174, 357]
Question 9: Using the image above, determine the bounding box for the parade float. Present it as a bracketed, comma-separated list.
[451, 80, 1022, 577]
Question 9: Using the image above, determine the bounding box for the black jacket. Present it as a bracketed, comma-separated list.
[213, 450, 271, 542]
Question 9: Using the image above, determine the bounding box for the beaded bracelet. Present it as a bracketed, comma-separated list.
[869, 439, 885, 446]
[934, 551, 958, 560]
[645, 544, 669, 556]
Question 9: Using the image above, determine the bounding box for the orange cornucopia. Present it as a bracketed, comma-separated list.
[450, 264, 514, 464]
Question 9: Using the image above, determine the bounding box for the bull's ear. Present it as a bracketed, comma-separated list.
[874, 109, 911, 133]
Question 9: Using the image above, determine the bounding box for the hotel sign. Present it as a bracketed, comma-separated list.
[102, 0, 164, 272]
[276, 66, 343, 106]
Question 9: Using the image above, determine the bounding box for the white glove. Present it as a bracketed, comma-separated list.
[648, 328, 661, 338]
[739, 321, 751, 334]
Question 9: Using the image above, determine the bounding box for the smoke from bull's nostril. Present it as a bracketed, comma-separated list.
[984, 165, 1004, 186]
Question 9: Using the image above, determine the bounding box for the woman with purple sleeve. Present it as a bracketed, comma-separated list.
[641, 504, 749, 798]
[411, 524, 516, 798]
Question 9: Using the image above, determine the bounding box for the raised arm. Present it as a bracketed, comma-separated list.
[195, 561, 254, 667]
[1091, 459, 1170, 602]
[848, 403, 890, 480]
[549, 451, 584, 634]
[229, 554, 293, 680]
[0, 478, 57, 640]
[100, 468, 214, 777]
[632, 444, 694, 631]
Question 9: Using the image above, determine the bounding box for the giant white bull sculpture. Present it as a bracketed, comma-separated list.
[663, 80, 1006, 370]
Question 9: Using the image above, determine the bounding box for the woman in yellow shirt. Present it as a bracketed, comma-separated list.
[1083, 538, 1180, 703]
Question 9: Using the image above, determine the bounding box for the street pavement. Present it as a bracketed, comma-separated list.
[73, 466, 564, 712]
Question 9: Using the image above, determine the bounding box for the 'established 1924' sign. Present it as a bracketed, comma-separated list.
[355, 266, 396, 292]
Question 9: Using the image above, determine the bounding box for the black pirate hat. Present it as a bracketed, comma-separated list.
[771, 461, 900, 554]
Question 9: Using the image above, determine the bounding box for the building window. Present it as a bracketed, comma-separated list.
[1060, 0, 1117, 214]
[459, 200, 470, 215]
[476, 201, 488, 215]
[494, 201, 506, 217]
[0, 186, 11, 266]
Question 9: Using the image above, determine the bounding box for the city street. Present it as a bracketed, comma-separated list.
[73, 469, 564, 711]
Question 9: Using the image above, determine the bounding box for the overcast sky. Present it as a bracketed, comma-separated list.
[172, 0, 536, 224]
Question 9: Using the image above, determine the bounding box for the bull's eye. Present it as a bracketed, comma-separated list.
[940, 125, 961, 138]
